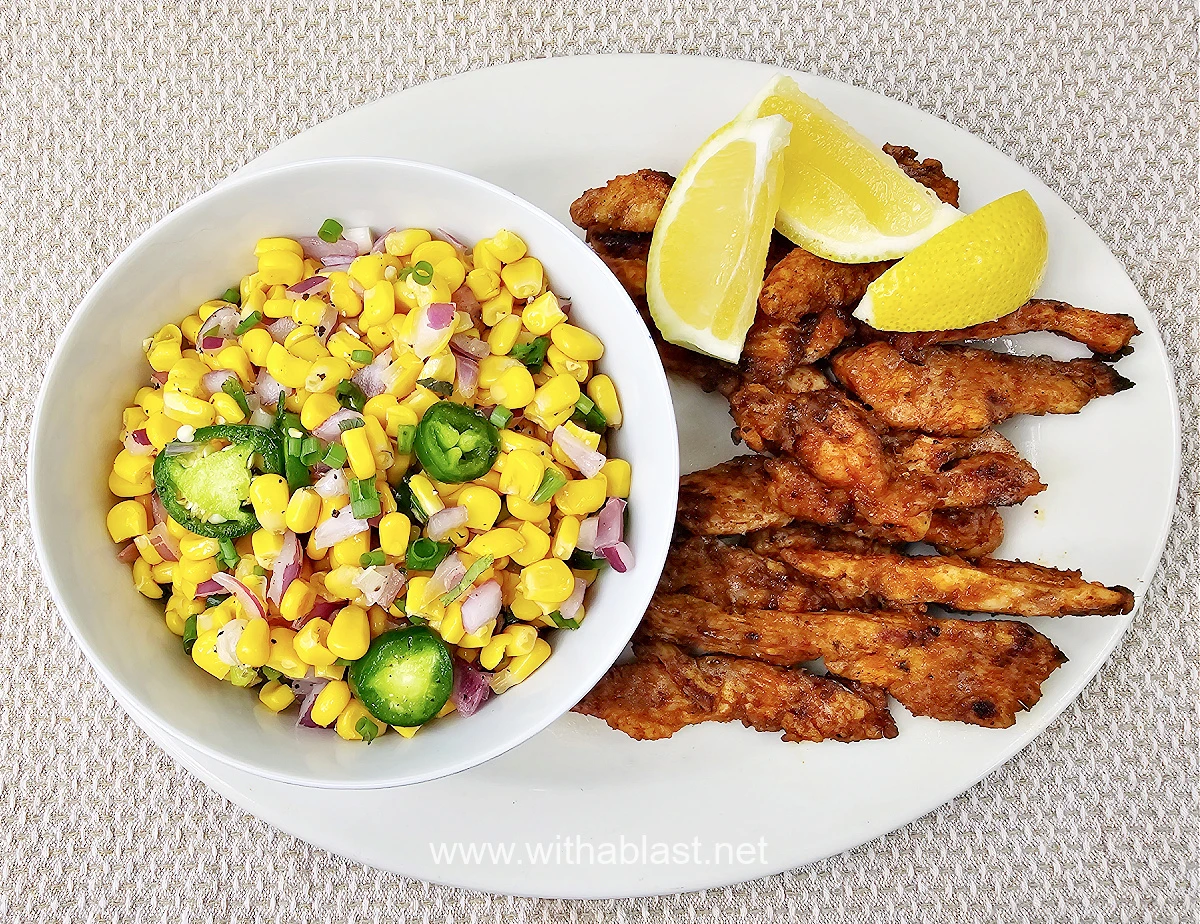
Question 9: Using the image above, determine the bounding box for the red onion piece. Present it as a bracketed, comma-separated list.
[427, 302, 456, 330]
[149, 493, 167, 526]
[123, 429, 154, 456]
[199, 336, 226, 352]
[316, 303, 337, 343]
[552, 426, 607, 479]
[198, 306, 239, 341]
[147, 523, 180, 562]
[351, 352, 392, 400]
[254, 369, 290, 409]
[343, 227, 374, 255]
[266, 530, 302, 605]
[116, 542, 140, 564]
[194, 578, 225, 596]
[267, 316, 298, 343]
[558, 578, 586, 622]
[286, 276, 331, 299]
[353, 564, 407, 608]
[295, 599, 340, 630]
[460, 579, 502, 634]
[201, 368, 237, 398]
[311, 508, 369, 551]
[576, 516, 599, 553]
[435, 228, 468, 251]
[454, 353, 480, 399]
[593, 497, 626, 551]
[313, 467, 349, 498]
[211, 572, 267, 620]
[422, 553, 466, 605]
[149, 370, 169, 386]
[601, 541, 634, 573]
[370, 227, 396, 254]
[451, 658, 492, 717]
[312, 408, 364, 442]
[450, 333, 491, 360]
[296, 679, 330, 728]
[427, 506, 468, 542]
[298, 236, 358, 262]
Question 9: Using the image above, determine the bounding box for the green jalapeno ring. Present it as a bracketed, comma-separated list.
[413, 400, 501, 484]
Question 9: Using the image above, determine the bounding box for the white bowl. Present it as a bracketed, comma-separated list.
[29, 157, 679, 789]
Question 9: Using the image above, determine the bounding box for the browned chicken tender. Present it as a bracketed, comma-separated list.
[569, 169, 674, 234]
[922, 506, 1005, 558]
[882, 143, 961, 207]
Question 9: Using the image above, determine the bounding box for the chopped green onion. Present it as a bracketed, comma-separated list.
[568, 549, 607, 570]
[418, 378, 454, 397]
[351, 349, 374, 364]
[205, 593, 230, 607]
[322, 443, 347, 468]
[510, 336, 551, 371]
[355, 716, 380, 742]
[546, 610, 581, 630]
[182, 615, 198, 655]
[217, 538, 239, 570]
[394, 424, 416, 454]
[360, 549, 387, 568]
[220, 287, 241, 305]
[572, 394, 608, 432]
[439, 555, 495, 607]
[337, 380, 367, 412]
[531, 467, 569, 504]
[349, 477, 381, 520]
[280, 413, 312, 491]
[221, 378, 251, 417]
[233, 311, 263, 336]
[318, 218, 343, 243]
[406, 614, 428, 626]
[252, 565, 268, 577]
[410, 260, 435, 286]
[406, 537, 451, 570]
[338, 417, 365, 432]
[489, 406, 513, 428]
[261, 666, 282, 682]
[299, 436, 323, 465]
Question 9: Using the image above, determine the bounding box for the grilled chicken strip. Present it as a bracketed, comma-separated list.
[572, 640, 897, 742]
[921, 506, 1005, 558]
[770, 548, 1135, 617]
[876, 299, 1140, 359]
[831, 342, 1134, 435]
[569, 168, 674, 234]
[642, 593, 1065, 727]
[749, 508, 1003, 560]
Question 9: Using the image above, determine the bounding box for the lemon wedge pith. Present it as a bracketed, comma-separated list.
[646, 115, 790, 362]
[738, 75, 961, 263]
[854, 190, 1049, 332]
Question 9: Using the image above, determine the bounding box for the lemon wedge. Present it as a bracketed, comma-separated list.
[854, 190, 1049, 331]
[646, 115, 790, 362]
[738, 75, 961, 263]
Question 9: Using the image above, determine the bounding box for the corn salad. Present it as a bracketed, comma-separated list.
[107, 221, 632, 741]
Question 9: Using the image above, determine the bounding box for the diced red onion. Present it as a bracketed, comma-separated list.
[553, 426, 607, 479]
[254, 369, 290, 409]
[323, 256, 355, 270]
[194, 578, 225, 596]
[577, 516, 599, 553]
[116, 542, 140, 564]
[460, 579, 502, 634]
[149, 370, 169, 386]
[313, 467, 349, 498]
[593, 497, 626, 551]
[316, 303, 337, 343]
[211, 572, 268, 621]
[123, 429, 154, 456]
[312, 408, 364, 442]
[435, 228, 468, 251]
[343, 227, 374, 255]
[351, 351, 392, 400]
[298, 236, 358, 262]
[426, 505, 468, 542]
[450, 333, 491, 360]
[267, 316, 298, 343]
[451, 285, 481, 322]
[266, 530, 302, 605]
[311, 508, 369, 550]
[201, 368, 237, 398]
[601, 541, 634, 574]
[295, 599, 340, 629]
[198, 306, 240, 341]
[451, 658, 492, 717]
[353, 564, 407, 608]
[286, 276, 331, 299]
[347, 279, 365, 297]
[199, 336, 226, 352]
[427, 302, 456, 330]
[454, 353, 480, 399]
[147, 523, 180, 562]
[423, 553, 466, 605]
[558, 578, 586, 622]
[296, 679, 329, 728]
[215, 619, 247, 666]
[370, 227, 396, 254]
[149, 493, 167, 526]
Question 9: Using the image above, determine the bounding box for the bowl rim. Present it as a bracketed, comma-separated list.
[28, 155, 680, 788]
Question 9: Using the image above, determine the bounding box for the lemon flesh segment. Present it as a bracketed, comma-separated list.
[738, 75, 961, 263]
[646, 115, 790, 362]
[855, 190, 1049, 332]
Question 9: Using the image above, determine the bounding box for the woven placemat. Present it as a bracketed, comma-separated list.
[2, 1, 1196, 920]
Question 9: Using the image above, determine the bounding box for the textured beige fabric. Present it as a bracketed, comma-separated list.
[2, 1, 1196, 920]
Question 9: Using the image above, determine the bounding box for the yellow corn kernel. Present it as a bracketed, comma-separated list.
[327, 271, 363, 317]
[363, 394, 398, 427]
[328, 329, 368, 364]
[497, 430, 552, 463]
[479, 289, 514, 327]
[290, 296, 327, 327]
[453, 486, 499, 531]
[324, 565, 365, 601]
[502, 257, 544, 300]
[190, 628, 230, 679]
[133, 533, 164, 566]
[362, 415, 393, 467]
[431, 258, 464, 293]
[122, 405, 149, 433]
[362, 323, 391, 352]
[236, 618, 271, 667]
[587, 374, 623, 427]
[178, 535, 219, 561]
[258, 249, 304, 286]
[179, 314, 204, 345]
[283, 487, 321, 534]
[259, 679, 296, 712]
[106, 500, 149, 542]
[209, 391, 245, 424]
[521, 291, 566, 335]
[176, 556, 219, 586]
[266, 627, 308, 679]
[438, 603, 465, 645]
[490, 363, 537, 409]
[165, 516, 192, 540]
[251, 528, 284, 568]
[140, 412, 176, 451]
[465, 267, 501, 302]
[255, 236, 303, 257]
[600, 458, 631, 498]
[165, 357, 209, 396]
[303, 359, 352, 398]
[367, 605, 392, 638]
[284, 326, 330, 361]
[263, 295, 293, 320]
[294, 618, 337, 667]
[465, 527, 526, 560]
[248, 474, 289, 533]
[480, 636, 508, 671]
[484, 316, 521, 358]
[525, 373, 580, 431]
[342, 426, 376, 479]
[162, 596, 188, 634]
[196, 598, 237, 633]
[240, 327, 273, 366]
[112, 447, 154, 485]
[493, 638, 552, 692]
[503, 623, 539, 657]
[335, 699, 385, 741]
[472, 237, 502, 272]
[297, 392, 338, 431]
[411, 239, 458, 267]
[555, 475, 608, 516]
[498, 449, 545, 500]
[109, 469, 154, 498]
[314, 661, 346, 681]
[550, 323, 605, 362]
[265, 342, 313, 390]
[279, 578, 316, 625]
[550, 422, 600, 474]
[304, 679, 350, 727]
[391, 724, 419, 738]
[478, 355, 518, 389]
[210, 343, 254, 384]
[552, 516, 580, 559]
[145, 324, 183, 373]
[385, 228, 432, 256]
[330, 532, 371, 569]
[131, 558, 162, 598]
[405, 577, 441, 619]
[407, 473, 445, 518]
[420, 351, 456, 385]
[348, 254, 387, 288]
[546, 345, 589, 383]
[508, 588, 543, 622]
[378, 512, 412, 557]
[457, 617, 495, 649]
[384, 351, 423, 399]
[484, 229, 526, 263]
[326, 605, 370, 660]
[511, 521, 552, 567]
[360, 280, 396, 329]
[162, 390, 216, 428]
[506, 495, 552, 523]
[135, 386, 165, 416]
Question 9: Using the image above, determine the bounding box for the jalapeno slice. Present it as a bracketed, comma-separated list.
[152, 424, 284, 539]
[413, 400, 501, 483]
[349, 627, 454, 727]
